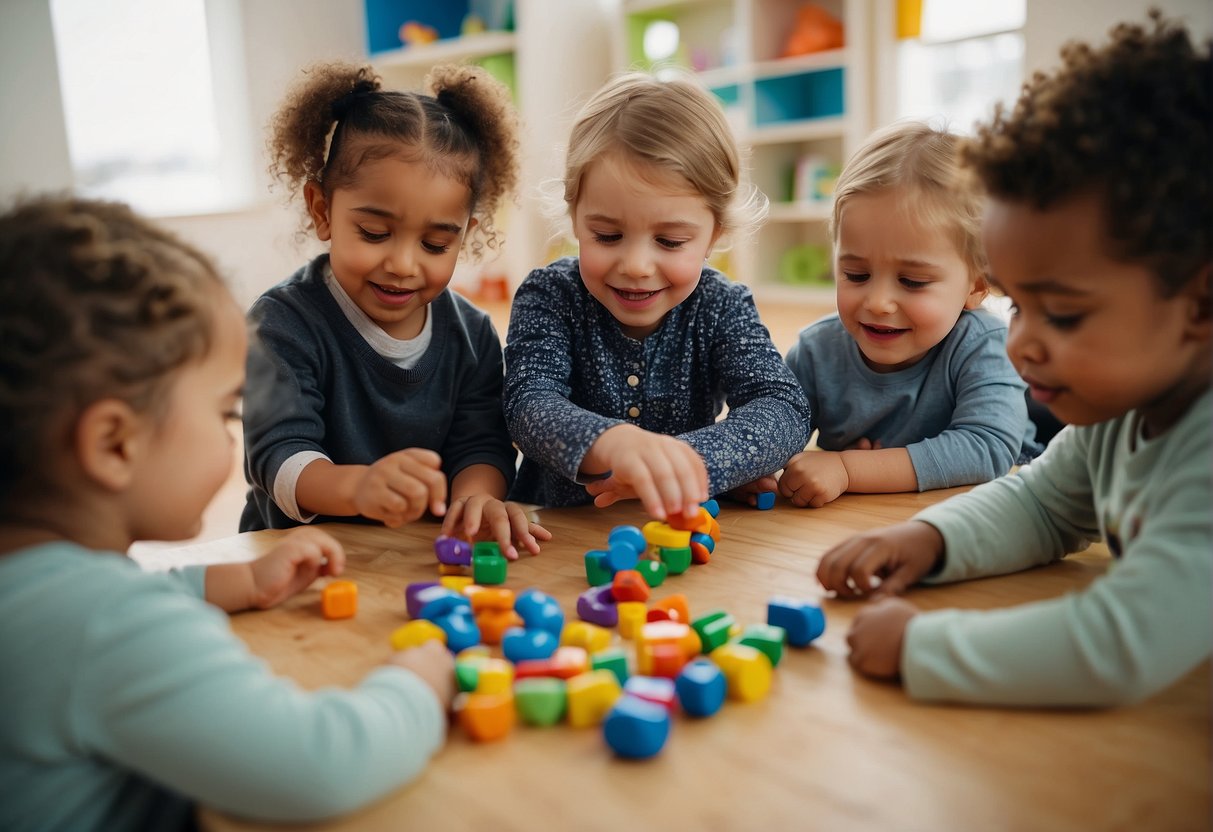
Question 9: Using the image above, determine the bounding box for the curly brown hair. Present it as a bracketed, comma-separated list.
[267, 61, 520, 259]
[0, 196, 224, 503]
[963, 11, 1211, 293]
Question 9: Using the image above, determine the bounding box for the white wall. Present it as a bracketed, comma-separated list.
[1025, 0, 1212, 76]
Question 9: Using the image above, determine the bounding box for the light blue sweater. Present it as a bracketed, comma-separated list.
[785, 310, 1040, 490]
[905, 391, 1212, 706]
[0, 544, 445, 830]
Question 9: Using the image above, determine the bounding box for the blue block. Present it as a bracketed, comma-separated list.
[689, 532, 715, 554]
[434, 609, 481, 653]
[515, 588, 565, 634]
[418, 592, 471, 622]
[407, 584, 454, 619]
[755, 491, 776, 510]
[604, 542, 640, 573]
[675, 659, 727, 718]
[767, 597, 826, 647]
[608, 525, 647, 557]
[603, 695, 671, 759]
[700, 499, 720, 518]
[502, 627, 559, 663]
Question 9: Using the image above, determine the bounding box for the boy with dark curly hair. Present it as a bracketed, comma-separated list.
[815, 12, 1211, 707]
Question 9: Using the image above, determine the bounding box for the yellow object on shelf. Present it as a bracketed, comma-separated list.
[896, 0, 923, 39]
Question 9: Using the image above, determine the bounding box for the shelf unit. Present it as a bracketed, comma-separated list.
[362, 0, 612, 296]
[613, 0, 873, 302]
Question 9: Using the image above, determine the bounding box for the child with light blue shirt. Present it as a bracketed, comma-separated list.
[0, 197, 454, 829]
[781, 122, 1040, 508]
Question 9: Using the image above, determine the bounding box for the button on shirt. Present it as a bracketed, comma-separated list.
[503, 257, 812, 508]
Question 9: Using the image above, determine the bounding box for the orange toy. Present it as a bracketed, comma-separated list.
[321, 580, 357, 620]
[781, 5, 844, 58]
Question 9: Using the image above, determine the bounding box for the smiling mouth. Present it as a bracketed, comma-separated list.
[861, 323, 908, 338]
[371, 282, 416, 305]
[613, 288, 661, 302]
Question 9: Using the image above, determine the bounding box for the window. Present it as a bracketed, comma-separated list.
[891, 0, 1026, 133]
[49, 0, 251, 216]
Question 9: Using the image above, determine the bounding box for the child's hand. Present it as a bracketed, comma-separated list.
[846, 597, 918, 680]
[585, 425, 708, 519]
[778, 450, 849, 507]
[724, 474, 779, 506]
[845, 437, 883, 451]
[816, 520, 944, 599]
[249, 527, 345, 610]
[441, 495, 553, 560]
[387, 640, 456, 710]
[354, 448, 448, 527]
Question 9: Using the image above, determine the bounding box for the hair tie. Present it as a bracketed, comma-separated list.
[331, 78, 378, 123]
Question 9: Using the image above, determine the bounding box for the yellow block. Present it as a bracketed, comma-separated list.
[440, 575, 474, 593]
[617, 602, 647, 640]
[560, 621, 613, 653]
[641, 521, 691, 549]
[711, 643, 773, 702]
[389, 619, 447, 651]
[475, 658, 515, 695]
[565, 670, 622, 727]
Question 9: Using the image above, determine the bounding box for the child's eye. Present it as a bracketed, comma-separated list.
[656, 237, 686, 250]
[593, 233, 621, 244]
[1046, 313, 1084, 331]
[899, 277, 928, 289]
[842, 272, 869, 283]
[358, 227, 389, 242]
[422, 241, 452, 255]
[224, 408, 243, 423]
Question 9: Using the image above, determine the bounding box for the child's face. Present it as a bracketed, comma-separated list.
[834, 190, 984, 373]
[572, 153, 721, 340]
[307, 155, 473, 340]
[984, 193, 1209, 434]
[127, 292, 246, 541]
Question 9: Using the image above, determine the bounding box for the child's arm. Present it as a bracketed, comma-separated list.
[580, 423, 709, 519]
[441, 463, 552, 559]
[204, 527, 346, 613]
[293, 450, 448, 527]
[780, 446, 919, 507]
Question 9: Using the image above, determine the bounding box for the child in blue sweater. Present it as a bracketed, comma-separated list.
[503, 72, 811, 518]
[0, 197, 454, 828]
[243, 61, 548, 559]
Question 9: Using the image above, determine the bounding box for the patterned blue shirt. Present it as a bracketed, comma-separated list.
[504, 257, 812, 508]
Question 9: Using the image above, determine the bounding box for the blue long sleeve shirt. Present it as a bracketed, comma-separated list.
[503, 257, 812, 507]
[785, 311, 1040, 490]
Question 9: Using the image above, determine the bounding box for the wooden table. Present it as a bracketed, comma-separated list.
[195, 491, 1210, 832]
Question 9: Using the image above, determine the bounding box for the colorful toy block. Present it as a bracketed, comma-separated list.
[321, 580, 357, 620]
[623, 675, 678, 711]
[466, 586, 515, 613]
[604, 542, 640, 573]
[603, 695, 671, 759]
[434, 535, 472, 565]
[666, 506, 710, 532]
[767, 597, 826, 647]
[439, 575, 474, 592]
[607, 524, 647, 557]
[755, 490, 776, 510]
[457, 691, 515, 742]
[472, 551, 508, 585]
[576, 585, 619, 627]
[560, 621, 612, 654]
[710, 643, 773, 702]
[475, 608, 523, 646]
[640, 620, 702, 657]
[513, 677, 567, 726]
[417, 592, 471, 622]
[736, 623, 787, 668]
[688, 532, 715, 564]
[637, 642, 691, 678]
[389, 619, 447, 651]
[675, 659, 727, 717]
[590, 647, 630, 686]
[438, 563, 469, 576]
[584, 550, 613, 586]
[611, 570, 651, 603]
[514, 588, 565, 634]
[514, 646, 590, 680]
[472, 541, 502, 557]
[651, 593, 690, 624]
[634, 559, 668, 588]
[455, 661, 480, 693]
[642, 521, 692, 550]
[404, 582, 447, 618]
[502, 627, 559, 663]
[566, 670, 623, 728]
[474, 658, 515, 694]
[617, 601, 647, 639]
[701, 499, 720, 518]
[690, 610, 736, 653]
[434, 609, 481, 653]
[657, 545, 692, 575]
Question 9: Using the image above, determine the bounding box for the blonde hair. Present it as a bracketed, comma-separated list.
[831, 122, 986, 281]
[268, 61, 520, 260]
[563, 71, 766, 241]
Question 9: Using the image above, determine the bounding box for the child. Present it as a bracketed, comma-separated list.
[243, 61, 548, 559]
[0, 196, 455, 828]
[817, 13, 1211, 707]
[780, 122, 1040, 509]
[503, 72, 812, 519]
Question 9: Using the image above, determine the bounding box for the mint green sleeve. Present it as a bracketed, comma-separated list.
[69, 585, 445, 822]
[901, 419, 1212, 707]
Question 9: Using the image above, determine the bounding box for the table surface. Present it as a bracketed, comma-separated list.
[193, 490, 1211, 832]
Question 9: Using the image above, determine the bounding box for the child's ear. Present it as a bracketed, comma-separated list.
[1182, 263, 1212, 342]
[964, 272, 991, 310]
[75, 399, 145, 492]
[303, 181, 333, 242]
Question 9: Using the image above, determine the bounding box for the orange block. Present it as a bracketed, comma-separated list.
[457, 691, 516, 742]
[611, 570, 651, 603]
[321, 580, 357, 620]
[467, 586, 515, 613]
[651, 593, 690, 625]
[476, 608, 524, 645]
[666, 507, 710, 531]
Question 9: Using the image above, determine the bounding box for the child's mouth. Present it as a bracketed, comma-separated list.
[612, 287, 662, 308]
[371, 282, 417, 306]
[861, 323, 907, 341]
[1024, 377, 1063, 403]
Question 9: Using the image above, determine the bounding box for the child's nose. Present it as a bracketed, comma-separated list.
[384, 241, 416, 278]
[863, 283, 897, 315]
[1006, 317, 1044, 364]
[620, 242, 653, 279]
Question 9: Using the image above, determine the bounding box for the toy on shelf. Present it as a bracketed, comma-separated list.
[398, 21, 438, 47]
[781, 4, 845, 58]
[779, 244, 832, 286]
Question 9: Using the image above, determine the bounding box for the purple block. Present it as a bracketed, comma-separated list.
[404, 582, 441, 618]
[576, 585, 618, 627]
[434, 535, 472, 566]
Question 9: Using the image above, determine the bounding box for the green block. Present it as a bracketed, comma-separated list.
[513, 677, 567, 726]
[636, 559, 668, 588]
[584, 550, 612, 586]
[472, 541, 502, 558]
[455, 662, 480, 693]
[736, 623, 787, 668]
[590, 647, 629, 686]
[472, 552, 507, 585]
[691, 610, 735, 654]
[658, 546, 692, 575]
